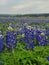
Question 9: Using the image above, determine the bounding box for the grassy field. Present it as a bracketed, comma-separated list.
[0, 42, 49, 65]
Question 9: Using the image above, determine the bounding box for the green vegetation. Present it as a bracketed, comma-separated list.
[0, 41, 49, 65]
[0, 13, 49, 17]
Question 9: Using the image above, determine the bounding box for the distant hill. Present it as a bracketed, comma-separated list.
[0, 13, 49, 17]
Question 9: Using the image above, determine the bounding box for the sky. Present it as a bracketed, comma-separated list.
[0, 0, 49, 14]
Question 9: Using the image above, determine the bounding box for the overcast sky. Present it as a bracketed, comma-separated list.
[0, 0, 49, 14]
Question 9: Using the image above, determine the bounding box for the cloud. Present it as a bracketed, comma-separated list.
[0, 0, 7, 5]
[13, 1, 32, 10]
[0, 0, 49, 14]
[12, 0, 49, 14]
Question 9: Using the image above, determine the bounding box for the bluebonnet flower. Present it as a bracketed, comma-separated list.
[45, 27, 49, 44]
[23, 37, 29, 43]
[45, 27, 49, 36]
[23, 26, 29, 44]
[46, 56, 49, 61]
[35, 29, 41, 45]
[16, 25, 24, 41]
[26, 40, 34, 49]
[0, 31, 4, 52]
[23, 25, 34, 49]
[6, 26, 16, 50]
[36, 31, 46, 46]
[0, 61, 3, 65]
[33, 25, 47, 46]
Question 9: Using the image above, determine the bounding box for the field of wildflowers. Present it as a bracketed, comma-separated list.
[0, 21, 49, 65]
